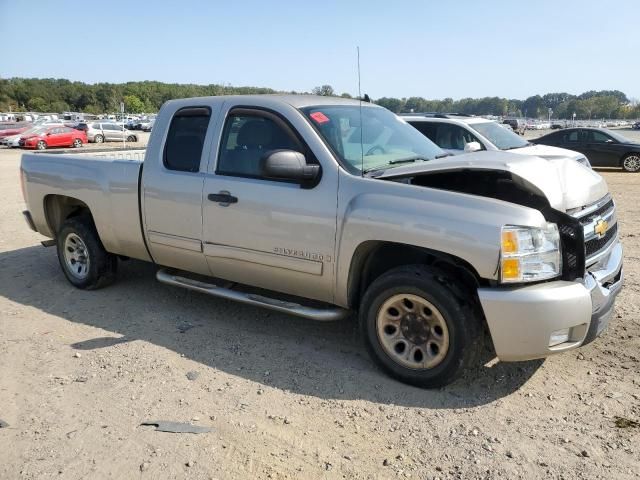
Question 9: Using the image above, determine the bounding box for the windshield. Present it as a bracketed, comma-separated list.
[23, 127, 47, 136]
[301, 105, 445, 174]
[469, 121, 529, 150]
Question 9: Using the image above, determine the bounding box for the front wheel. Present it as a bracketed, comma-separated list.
[94, 134, 104, 143]
[360, 265, 482, 388]
[36, 140, 47, 150]
[56, 217, 118, 289]
[622, 154, 640, 172]
[126, 135, 136, 142]
[72, 138, 83, 148]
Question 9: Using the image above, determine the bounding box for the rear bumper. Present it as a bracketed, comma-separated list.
[478, 241, 623, 361]
[23, 210, 37, 232]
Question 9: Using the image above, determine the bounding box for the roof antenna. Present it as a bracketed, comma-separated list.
[357, 46, 364, 176]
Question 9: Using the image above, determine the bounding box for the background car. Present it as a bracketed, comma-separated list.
[86, 122, 138, 143]
[402, 113, 591, 167]
[66, 122, 89, 132]
[141, 119, 155, 132]
[2, 124, 63, 147]
[19, 126, 87, 150]
[0, 123, 30, 139]
[502, 118, 523, 133]
[531, 127, 640, 172]
[632, 121, 640, 130]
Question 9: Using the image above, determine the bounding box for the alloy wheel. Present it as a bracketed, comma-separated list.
[623, 155, 640, 172]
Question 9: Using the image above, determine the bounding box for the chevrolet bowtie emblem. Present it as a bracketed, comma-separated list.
[594, 219, 609, 238]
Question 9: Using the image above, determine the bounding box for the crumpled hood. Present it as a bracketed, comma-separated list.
[374, 150, 608, 212]
[511, 144, 585, 162]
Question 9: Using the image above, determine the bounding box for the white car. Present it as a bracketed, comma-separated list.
[401, 114, 591, 167]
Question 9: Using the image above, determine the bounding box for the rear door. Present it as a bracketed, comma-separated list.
[556, 129, 587, 155]
[142, 104, 220, 275]
[59, 126, 74, 146]
[201, 104, 338, 303]
[104, 124, 120, 141]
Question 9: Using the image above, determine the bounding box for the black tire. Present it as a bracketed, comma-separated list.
[126, 135, 136, 142]
[94, 134, 104, 143]
[621, 154, 640, 172]
[36, 140, 47, 150]
[56, 217, 118, 290]
[360, 265, 482, 388]
[72, 138, 83, 148]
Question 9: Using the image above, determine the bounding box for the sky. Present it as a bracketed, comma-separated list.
[1, 0, 639, 100]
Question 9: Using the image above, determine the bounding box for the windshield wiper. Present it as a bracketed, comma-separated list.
[363, 156, 431, 175]
[435, 152, 452, 159]
[503, 143, 531, 150]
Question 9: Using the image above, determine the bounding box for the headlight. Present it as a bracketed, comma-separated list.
[577, 156, 591, 168]
[500, 224, 561, 283]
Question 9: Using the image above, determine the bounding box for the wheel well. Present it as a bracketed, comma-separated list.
[347, 241, 483, 309]
[44, 195, 94, 236]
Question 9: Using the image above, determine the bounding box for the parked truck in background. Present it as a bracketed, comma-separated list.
[20, 95, 623, 388]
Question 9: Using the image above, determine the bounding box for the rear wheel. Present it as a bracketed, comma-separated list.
[94, 134, 104, 143]
[360, 265, 482, 388]
[126, 135, 135, 142]
[622, 154, 640, 172]
[36, 140, 47, 150]
[72, 138, 83, 148]
[56, 217, 117, 289]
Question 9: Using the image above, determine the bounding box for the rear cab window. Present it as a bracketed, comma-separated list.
[163, 107, 211, 172]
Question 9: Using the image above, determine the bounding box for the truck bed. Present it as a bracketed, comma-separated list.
[21, 151, 151, 262]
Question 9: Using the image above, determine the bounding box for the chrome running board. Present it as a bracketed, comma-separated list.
[156, 268, 349, 322]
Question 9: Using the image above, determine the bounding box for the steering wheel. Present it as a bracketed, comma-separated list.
[365, 145, 387, 156]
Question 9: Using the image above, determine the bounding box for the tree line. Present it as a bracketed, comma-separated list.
[1, 78, 638, 120]
[375, 90, 638, 119]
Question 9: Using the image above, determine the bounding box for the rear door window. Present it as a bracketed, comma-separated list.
[163, 107, 211, 172]
[564, 130, 580, 143]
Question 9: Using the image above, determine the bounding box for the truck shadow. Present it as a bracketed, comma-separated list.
[0, 245, 543, 409]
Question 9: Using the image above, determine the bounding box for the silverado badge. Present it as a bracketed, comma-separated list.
[594, 218, 609, 238]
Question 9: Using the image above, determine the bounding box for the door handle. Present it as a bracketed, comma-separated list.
[208, 191, 238, 206]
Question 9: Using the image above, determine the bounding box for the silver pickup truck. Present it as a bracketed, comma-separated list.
[20, 95, 623, 388]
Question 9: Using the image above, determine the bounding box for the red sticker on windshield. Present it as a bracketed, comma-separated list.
[310, 111, 330, 124]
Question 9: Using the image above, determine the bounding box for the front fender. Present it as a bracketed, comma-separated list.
[333, 173, 548, 307]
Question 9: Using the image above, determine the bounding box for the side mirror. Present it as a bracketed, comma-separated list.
[464, 141, 482, 153]
[261, 150, 320, 186]
[46, 132, 51, 136]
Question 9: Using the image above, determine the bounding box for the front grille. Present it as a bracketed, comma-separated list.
[578, 199, 614, 225]
[585, 223, 618, 257]
[573, 196, 618, 263]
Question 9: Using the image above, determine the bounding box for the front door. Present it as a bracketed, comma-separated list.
[202, 105, 338, 303]
[583, 130, 620, 167]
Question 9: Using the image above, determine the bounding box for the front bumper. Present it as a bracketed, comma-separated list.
[478, 241, 623, 361]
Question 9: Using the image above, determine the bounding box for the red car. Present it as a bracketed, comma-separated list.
[19, 126, 87, 150]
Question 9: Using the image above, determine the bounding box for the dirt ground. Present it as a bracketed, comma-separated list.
[0, 132, 639, 480]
